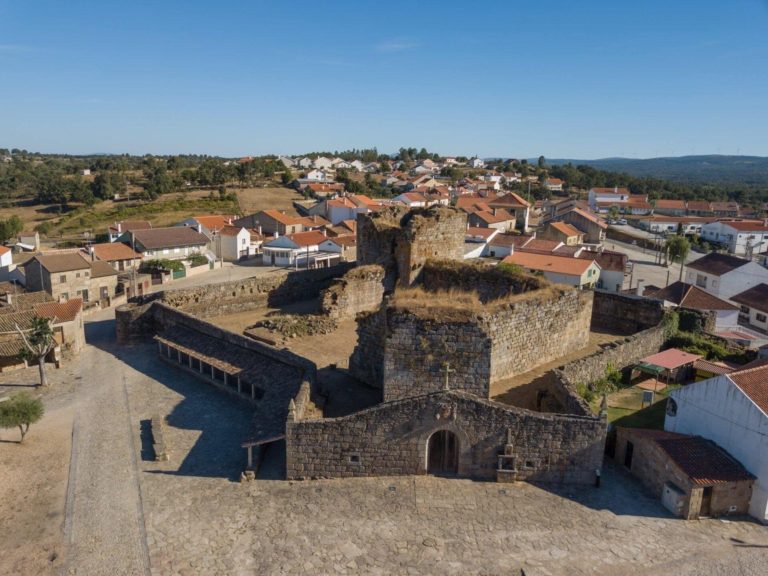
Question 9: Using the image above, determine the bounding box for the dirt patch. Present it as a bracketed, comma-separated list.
[0, 406, 73, 576]
[236, 186, 303, 215]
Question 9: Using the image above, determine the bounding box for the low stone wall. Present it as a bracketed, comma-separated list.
[320, 265, 385, 320]
[591, 291, 664, 333]
[550, 324, 667, 416]
[286, 390, 606, 483]
[139, 263, 353, 318]
[421, 260, 545, 303]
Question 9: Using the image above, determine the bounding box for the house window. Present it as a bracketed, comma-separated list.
[695, 274, 707, 288]
[76, 272, 80, 278]
[60, 275, 66, 283]
[757, 313, 767, 323]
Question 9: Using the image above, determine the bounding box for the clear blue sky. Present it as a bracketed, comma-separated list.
[1, 0, 767, 159]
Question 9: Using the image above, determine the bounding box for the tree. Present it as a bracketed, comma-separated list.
[16, 316, 57, 387]
[665, 234, 691, 279]
[281, 169, 294, 186]
[0, 392, 44, 443]
[607, 206, 620, 222]
[0, 215, 23, 243]
[537, 155, 546, 168]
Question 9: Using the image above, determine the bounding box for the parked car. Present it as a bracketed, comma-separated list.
[617, 218, 628, 225]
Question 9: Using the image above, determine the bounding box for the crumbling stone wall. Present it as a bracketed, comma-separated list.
[350, 289, 594, 401]
[394, 207, 466, 287]
[357, 206, 466, 288]
[348, 308, 385, 387]
[286, 390, 606, 483]
[135, 263, 353, 319]
[591, 291, 664, 333]
[319, 265, 385, 320]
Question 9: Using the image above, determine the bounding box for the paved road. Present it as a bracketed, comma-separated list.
[63, 309, 151, 575]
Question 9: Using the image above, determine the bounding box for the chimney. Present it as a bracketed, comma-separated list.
[635, 279, 646, 296]
[89, 246, 95, 261]
[274, 232, 279, 239]
[257, 226, 262, 235]
[492, 208, 498, 216]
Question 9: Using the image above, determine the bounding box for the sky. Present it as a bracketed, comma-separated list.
[1, 0, 767, 159]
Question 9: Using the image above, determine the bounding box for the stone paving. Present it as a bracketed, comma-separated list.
[120, 342, 768, 575]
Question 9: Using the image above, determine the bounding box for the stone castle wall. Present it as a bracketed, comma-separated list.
[394, 208, 466, 287]
[286, 390, 606, 483]
[591, 291, 664, 333]
[348, 308, 386, 387]
[357, 206, 466, 288]
[486, 290, 593, 383]
[319, 265, 386, 320]
[382, 309, 492, 401]
[350, 288, 594, 401]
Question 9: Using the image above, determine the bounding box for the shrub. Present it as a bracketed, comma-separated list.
[0, 392, 44, 442]
[140, 258, 184, 273]
[187, 253, 208, 268]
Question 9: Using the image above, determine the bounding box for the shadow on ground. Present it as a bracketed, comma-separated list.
[87, 318, 252, 481]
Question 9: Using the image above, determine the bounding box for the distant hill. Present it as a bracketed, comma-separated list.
[544, 155, 768, 186]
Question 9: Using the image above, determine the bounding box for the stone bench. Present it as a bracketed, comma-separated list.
[151, 414, 170, 461]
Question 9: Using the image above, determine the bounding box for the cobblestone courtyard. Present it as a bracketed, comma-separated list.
[119, 339, 768, 575]
[3, 313, 768, 575]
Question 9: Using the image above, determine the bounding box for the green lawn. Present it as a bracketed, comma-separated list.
[597, 383, 682, 430]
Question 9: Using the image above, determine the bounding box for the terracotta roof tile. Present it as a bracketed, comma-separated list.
[550, 221, 582, 237]
[651, 281, 738, 311]
[728, 364, 768, 415]
[641, 348, 701, 370]
[502, 252, 596, 276]
[686, 253, 750, 276]
[654, 436, 754, 485]
[90, 242, 142, 262]
[27, 253, 90, 273]
[33, 298, 83, 322]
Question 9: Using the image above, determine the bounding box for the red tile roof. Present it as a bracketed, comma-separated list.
[654, 199, 687, 209]
[502, 252, 596, 276]
[285, 231, 327, 247]
[686, 253, 751, 276]
[641, 348, 701, 370]
[89, 242, 142, 262]
[654, 436, 754, 485]
[570, 208, 608, 229]
[549, 221, 582, 237]
[693, 359, 734, 376]
[728, 364, 768, 415]
[191, 215, 236, 230]
[578, 249, 628, 272]
[33, 298, 83, 323]
[262, 209, 302, 225]
[591, 187, 630, 195]
[489, 234, 532, 248]
[722, 221, 768, 233]
[216, 225, 247, 237]
[0, 246, 10, 255]
[730, 284, 768, 313]
[519, 239, 563, 253]
[465, 227, 498, 240]
[650, 281, 738, 311]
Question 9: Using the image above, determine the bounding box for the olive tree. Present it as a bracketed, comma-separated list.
[16, 316, 57, 387]
[0, 392, 44, 443]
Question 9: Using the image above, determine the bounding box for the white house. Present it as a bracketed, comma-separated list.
[393, 192, 428, 208]
[213, 225, 253, 262]
[701, 220, 768, 257]
[297, 157, 313, 169]
[545, 178, 564, 192]
[637, 216, 712, 236]
[587, 187, 631, 211]
[262, 231, 334, 267]
[350, 160, 365, 172]
[502, 252, 601, 288]
[469, 158, 485, 169]
[665, 364, 768, 523]
[647, 281, 740, 331]
[312, 157, 334, 170]
[305, 169, 331, 182]
[278, 156, 295, 168]
[731, 284, 768, 333]
[685, 253, 768, 301]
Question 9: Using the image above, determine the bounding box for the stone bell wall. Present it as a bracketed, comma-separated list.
[286, 390, 606, 483]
